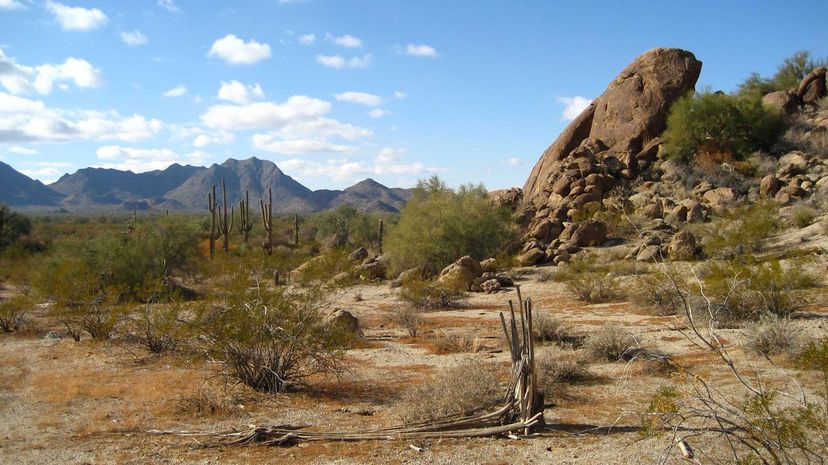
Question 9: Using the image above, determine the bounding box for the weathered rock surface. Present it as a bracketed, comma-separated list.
[325, 309, 363, 337]
[437, 256, 483, 291]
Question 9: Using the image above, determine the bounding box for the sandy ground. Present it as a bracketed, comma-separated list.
[1, 264, 826, 465]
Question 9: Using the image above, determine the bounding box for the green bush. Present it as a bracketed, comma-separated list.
[397, 277, 465, 311]
[554, 252, 623, 303]
[0, 295, 30, 333]
[662, 91, 785, 163]
[700, 201, 778, 259]
[738, 50, 828, 96]
[0, 205, 32, 250]
[792, 205, 817, 228]
[193, 269, 352, 393]
[385, 176, 514, 275]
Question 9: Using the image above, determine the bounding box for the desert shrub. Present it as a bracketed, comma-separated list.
[397, 277, 464, 311]
[743, 314, 803, 357]
[385, 176, 514, 275]
[584, 324, 637, 362]
[791, 205, 817, 228]
[662, 90, 785, 163]
[430, 331, 480, 354]
[703, 258, 817, 321]
[629, 267, 688, 316]
[0, 204, 32, 250]
[176, 386, 240, 417]
[700, 201, 777, 258]
[554, 253, 623, 303]
[389, 307, 423, 337]
[0, 295, 30, 333]
[312, 205, 389, 250]
[535, 348, 590, 398]
[397, 359, 500, 424]
[193, 269, 351, 393]
[292, 248, 356, 286]
[121, 302, 182, 354]
[532, 311, 573, 345]
[737, 50, 828, 96]
[640, 385, 681, 437]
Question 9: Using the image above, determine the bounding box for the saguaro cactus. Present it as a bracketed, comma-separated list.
[293, 214, 300, 247]
[377, 218, 384, 254]
[207, 184, 218, 259]
[217, 178, 234, 252]
[260, 187, 273, 255]
[239, 190, 253, 245]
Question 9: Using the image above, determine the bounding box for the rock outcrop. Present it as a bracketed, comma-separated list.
[519, 48, 702, 264]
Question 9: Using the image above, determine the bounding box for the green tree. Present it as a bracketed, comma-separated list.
[0, 204, 32, 250]
[737, 50, 827, 96]
[385, 176, 514, 274]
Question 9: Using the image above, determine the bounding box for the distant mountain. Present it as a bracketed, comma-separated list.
[0, 161, 64, 206]
[0, 157, 412, 213]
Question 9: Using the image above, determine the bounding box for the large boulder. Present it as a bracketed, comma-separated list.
[797, 67, 827, 106]
[523, 48, 702, 209]
[702, 187, 737, 211]
[436, 256, 483, 291]
[762, 90, 797, 116]
[324, 309, 363, 338]
[667, 230, 698, 261]
[560, 220, 608, 247]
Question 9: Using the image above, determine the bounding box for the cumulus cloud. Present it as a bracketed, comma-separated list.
[330, 33, 362, 48]
[157, 0, 181, 13]
[404, 44, 438, 58]
[19, 161, 73, 182]
[45, 1, 107, 31]
[557, 96, 592, 121]
[501, 157, 521, 166]
[298, 33, 316, 45]
[316, 54, 371, 69]
[0, 0, 25, 10]
[201, 95, 330, 131]
[252, 118, 372, 155]
[217, 80, 264, 104]
[208, 34, 271, 65]
[368, 108, 390, 119]
[394, 90, 407, 99]
[120, 30, 147, 46]
[193, 131, 233, 148]
[96, 145, 210, 172]
[0, 92, 163, 143]
[0, 49, 103, 95]
[162, 85, 187, 97]
[280, 149, 436, 182]
[334, 91, 382, 107]
[376, 147, 403, 163]
[8, 145, 38, 154]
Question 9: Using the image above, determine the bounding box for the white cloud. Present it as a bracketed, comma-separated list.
[0, 0, 25, 11]
[208, 34, 271, 65]
[45, 1, 107, 31]
[19, 161, 73, 182]
[376, 147, 403, 163]
[394, 91, 407, 99]
[0, 49, 103, 95]
[120, 30, 147, 46]
[217, 80, 264, 104]
[193, 131, 233, 148]
[162, 85, 187, 97]
[368, 108, 390, 119]
[557, 96, 592, 121]
[404, 44, 438, 58]
[157, 0, 181, 14]
[280, 152, 436, 182]
[316, 54, 371, 69]
[330, 33, 362, 48]
[201, 95, 330, 130]
[8, 145, 38, 154]
[334, 91, 383, 107]
[502, 157, 521, 166]
[0, 92, 163, 143]
[298, 33, 316, 45]
[252, 117, 372, 155]
[96, 145, 210, 172]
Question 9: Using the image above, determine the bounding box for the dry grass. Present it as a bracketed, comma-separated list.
[535, 348, 591, 399]
[428, 331, 482, 354]
[176, 386, 242, 417]
[583, 324, 638, 362]
[743, 314, 804, 357]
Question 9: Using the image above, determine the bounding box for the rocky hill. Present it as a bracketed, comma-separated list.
[1, 157, 412, 214]
[0, 161, 64, 206]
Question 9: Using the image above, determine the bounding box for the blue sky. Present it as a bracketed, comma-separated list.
[1, 0, 826, 190]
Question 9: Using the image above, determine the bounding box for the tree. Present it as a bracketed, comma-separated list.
[385, 176, 514, 274]
[0, 204, 32, 250]
[737, 50, 827, 96]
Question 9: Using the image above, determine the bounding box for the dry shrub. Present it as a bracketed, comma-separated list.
[532, 311, 576, 345]
[176, 386, 240, 417]
[120, 302, 182, 354]
[398, 277, 464, 311]
[743, 314, 804, 357]
[389, 307, 422, 337]
[397, 359, 500, 424]
[0, 295, 29, 333]
[629, 267, 688, 316]
[555, 253, 623, 303]
[584, 324, 638, 362]
[535, 348, 590, 398]
[430, 331, 480, 354]
[791, 205, 818, 229]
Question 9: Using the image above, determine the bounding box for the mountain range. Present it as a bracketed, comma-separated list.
[0, 157, 413, 214]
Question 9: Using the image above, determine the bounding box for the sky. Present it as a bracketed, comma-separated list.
[0, 0, 826, 190]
